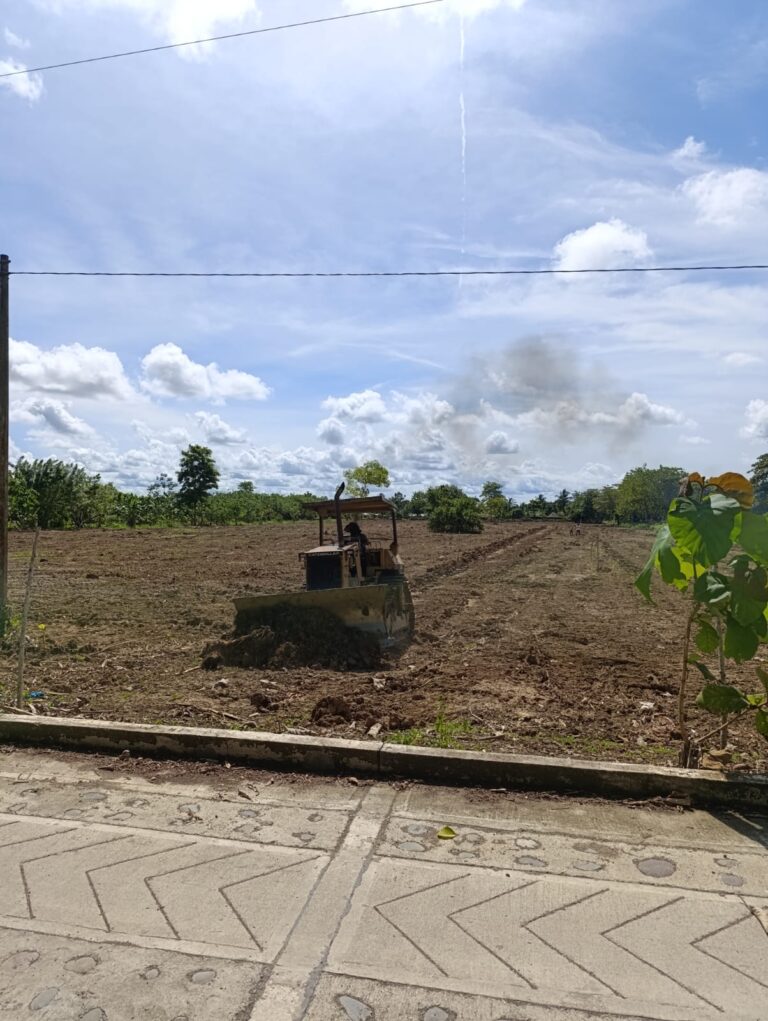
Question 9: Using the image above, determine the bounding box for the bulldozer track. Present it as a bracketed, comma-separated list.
[410, 525, 550, 595]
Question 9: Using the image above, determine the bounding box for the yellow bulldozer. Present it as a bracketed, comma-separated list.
[233, 484, 415, 647]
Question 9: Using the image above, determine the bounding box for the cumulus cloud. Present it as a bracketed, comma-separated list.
[722, 352, 761, 367]
[485, 430, 518, 454]
[321, 389, 386, 422]
[671, 136, 708, 165]
[10, 339, 134, 399]
[140, 343, 270, 402]
[0, 59, 43, 102]
[194, 411, 247, 445]
[742, 399, 768, 441]
[452, 338, 685, 449]
[682, 168, 768, 225]
[317, 417, 345, 446]
[510, 392, 684, 433]
[13, 398, 94, 437]
[553, 218, 652, 271]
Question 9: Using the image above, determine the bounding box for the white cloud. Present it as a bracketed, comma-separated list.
[13, 398, 94, 437]
[140, 343, 270, 402]
[194, 411, 247, 445]
[41, 0, 260, 53]
[742, 399, 768, 441]
[682, 168, 768, 225]
[10, 338, 134, 399]
[723, 352, 761, 367]
[680, 435, 710, 445]
[0, 59, 43, 102]
[322, 389, 387, 422]
[671, 136, 708, 165]
[343, 0, 526, 19]
[510, 392, 684, 432]
[611, 392, 686, 428]
[485, 430, 518, 454]
[4, 28, 30, 48]
[317, 417, 345, 446]
[553, 218, 652, 270]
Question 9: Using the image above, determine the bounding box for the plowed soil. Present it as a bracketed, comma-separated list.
[1, 521, 765, 771]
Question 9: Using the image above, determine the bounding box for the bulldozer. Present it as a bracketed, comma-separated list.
[233, 484, 415, 647]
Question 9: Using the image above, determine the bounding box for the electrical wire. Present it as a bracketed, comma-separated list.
[0, 0, 444, 80]
[6, 264, 768, 278]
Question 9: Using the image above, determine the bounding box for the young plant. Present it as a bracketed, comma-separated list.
[636, 472, 768, 764]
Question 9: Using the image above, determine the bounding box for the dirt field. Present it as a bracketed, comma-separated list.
[1, 521, 766, 771]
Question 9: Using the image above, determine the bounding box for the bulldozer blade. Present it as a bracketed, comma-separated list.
[234, 581, 414, 647]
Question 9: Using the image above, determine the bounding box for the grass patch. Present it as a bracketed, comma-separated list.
[388, 712, 476, 749]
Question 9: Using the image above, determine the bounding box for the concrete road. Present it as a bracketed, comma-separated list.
[0, 749, 765, 1021]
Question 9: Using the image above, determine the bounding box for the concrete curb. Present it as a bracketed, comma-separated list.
[1, 714, 767, 810]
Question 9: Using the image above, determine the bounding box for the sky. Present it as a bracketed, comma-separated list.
[1, 0, 768, 499]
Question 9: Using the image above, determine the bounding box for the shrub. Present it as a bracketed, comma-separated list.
[428, 496, 483, 534]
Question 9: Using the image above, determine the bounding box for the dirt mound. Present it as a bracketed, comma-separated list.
[310, 695, 353, 726]
[203, 604, 381, 672]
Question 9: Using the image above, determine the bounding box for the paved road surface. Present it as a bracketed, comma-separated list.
[0, 749, 766, 1020]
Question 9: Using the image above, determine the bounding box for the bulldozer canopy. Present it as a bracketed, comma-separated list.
[303, 495, 395, 516]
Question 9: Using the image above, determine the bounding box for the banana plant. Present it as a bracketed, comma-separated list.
[636, 472, 768, 764]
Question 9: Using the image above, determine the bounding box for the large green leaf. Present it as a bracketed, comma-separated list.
[658, 544, 686, 587]
[724, 615, 760, 663]
[692, 571, 730, 608]
[740, 512, 768, 565]
[755, 709, 768, 740]
[668, 492, 741, 567]
[635, 525, 675, 602]
[696, 684, 749, 714]
[730, 559, 768, 626]
[694, 620, 720, 654]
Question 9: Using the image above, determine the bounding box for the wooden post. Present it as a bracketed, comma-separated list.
[0, 255, 9, 634]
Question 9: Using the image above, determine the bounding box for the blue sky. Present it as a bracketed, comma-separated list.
[2, 0, 767, 498]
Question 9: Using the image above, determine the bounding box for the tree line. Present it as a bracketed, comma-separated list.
[7, 448, 768, 532]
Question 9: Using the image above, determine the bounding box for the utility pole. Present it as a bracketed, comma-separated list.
[0, 254, 9, 633]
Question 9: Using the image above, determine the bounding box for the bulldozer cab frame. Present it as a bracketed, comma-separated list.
[301, 484, 402, 592]
[233, 483, 414, 646]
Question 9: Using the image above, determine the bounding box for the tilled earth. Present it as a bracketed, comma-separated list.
[1, 521, 766, 770]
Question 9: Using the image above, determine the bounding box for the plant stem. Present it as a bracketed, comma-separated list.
[16, 529, 40, 710]
[678, 603, 698, 759]
[696, 707, 751, 746]
[715, 616, 728, 748]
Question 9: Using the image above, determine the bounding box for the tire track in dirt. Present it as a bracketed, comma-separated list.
[410, 525, 550, 595]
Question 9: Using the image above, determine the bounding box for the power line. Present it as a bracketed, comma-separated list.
[0, 0, 444, 80]
[8, 263, 768, 278]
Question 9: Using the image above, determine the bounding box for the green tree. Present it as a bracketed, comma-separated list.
[594, 485, 618, 523]
[616, 465, 686, 524]
[13, 458, 102, 530]
[390, 491, 410, 516]
[237, 481, 255, 494]
[428, 494, 483, 534]
[177, 445, 220, 522]
[553, 489, 570, 515]
[528, 494, 549, 517]
[343, 460, 390, 497]
[408, 490, 429, 517]
[8, 469, 38, 529]
[481, 481, 505, 502]
[749, 453, 768, 512]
